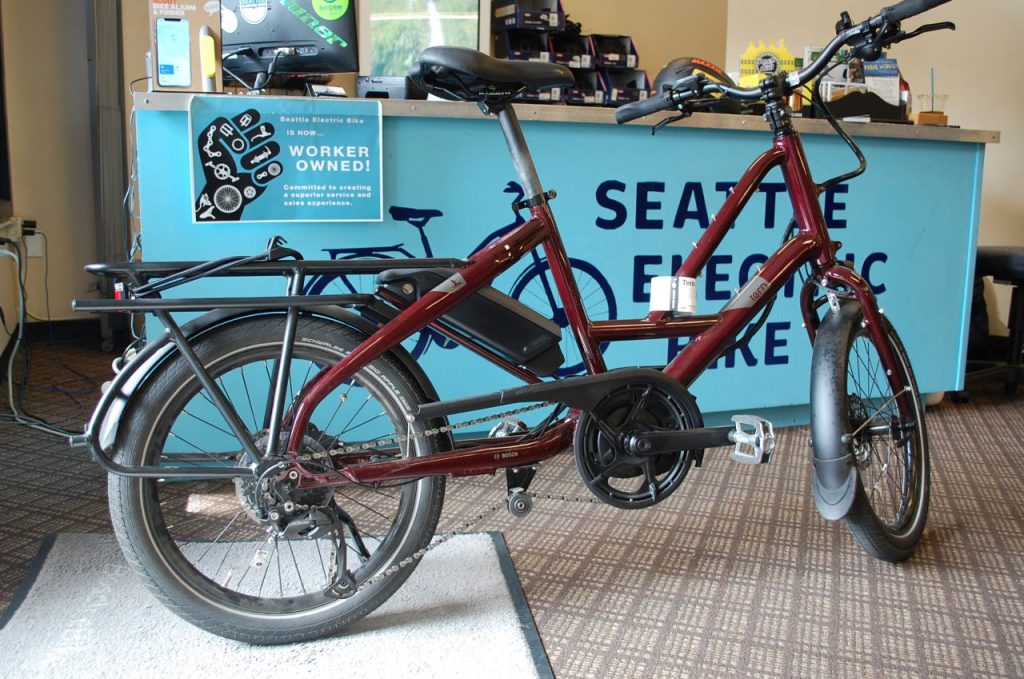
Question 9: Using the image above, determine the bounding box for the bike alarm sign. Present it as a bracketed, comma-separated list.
[188, 95, 383, 223]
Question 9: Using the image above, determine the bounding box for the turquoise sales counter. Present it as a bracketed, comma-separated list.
[134, 92, 998, 425]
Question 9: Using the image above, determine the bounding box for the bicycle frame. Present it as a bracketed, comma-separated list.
[282, 104, 911, 490]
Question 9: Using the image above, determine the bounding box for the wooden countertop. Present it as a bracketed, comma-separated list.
[135, 92, 1000, 145]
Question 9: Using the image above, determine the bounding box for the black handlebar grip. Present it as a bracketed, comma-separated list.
[880, 0, 950, 23]
[615, 91, 674, 125]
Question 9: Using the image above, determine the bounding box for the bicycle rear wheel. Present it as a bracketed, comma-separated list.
[811, 302, 929, 562]
[107, 316, 447, 643]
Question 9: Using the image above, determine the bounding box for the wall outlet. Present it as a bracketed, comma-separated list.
[25, 233, 44, 257]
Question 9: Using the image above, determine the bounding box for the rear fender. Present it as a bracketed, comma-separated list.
[92, 307, 438, 450]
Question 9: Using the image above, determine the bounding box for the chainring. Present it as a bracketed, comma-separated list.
[573, 382, 703, 509]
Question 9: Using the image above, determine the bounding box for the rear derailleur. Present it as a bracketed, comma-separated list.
[236, 462, 368, 598]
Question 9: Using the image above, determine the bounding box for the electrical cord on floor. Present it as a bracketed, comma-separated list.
[0, 242, 85, 437]
[31, 233, 97, 386]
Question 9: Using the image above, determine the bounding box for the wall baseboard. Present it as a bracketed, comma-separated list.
[24, 318, 103, 344]
[1, 318, 108, 385]
[1, 318, 105, 363]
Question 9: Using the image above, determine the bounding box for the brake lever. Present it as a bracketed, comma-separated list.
[651, 74, 706, 135]
[890, 21, 956, 44]
[652, 110, 691, 136]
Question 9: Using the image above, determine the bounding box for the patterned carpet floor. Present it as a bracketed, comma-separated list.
[2, 340, 1023, 677]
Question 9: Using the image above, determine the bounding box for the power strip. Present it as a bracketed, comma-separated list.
[0, 217, 35, 243]
[0, 217, 23, 242]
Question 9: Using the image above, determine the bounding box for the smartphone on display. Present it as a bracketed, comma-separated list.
[156, 18, 192, 88]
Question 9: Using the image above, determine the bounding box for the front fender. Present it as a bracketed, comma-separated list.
[809, 300, 861, 521]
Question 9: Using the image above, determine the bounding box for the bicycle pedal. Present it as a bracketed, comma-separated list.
[729, 415, 776, 464]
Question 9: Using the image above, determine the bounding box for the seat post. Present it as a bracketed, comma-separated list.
[495, 106, 544, 202]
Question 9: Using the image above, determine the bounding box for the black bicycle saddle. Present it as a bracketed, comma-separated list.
[410, 46, 574, 103]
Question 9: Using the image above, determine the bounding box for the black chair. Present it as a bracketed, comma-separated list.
[964, 246, 1024, 391]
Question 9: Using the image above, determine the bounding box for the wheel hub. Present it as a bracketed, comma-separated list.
[234, 430, 333, 526]
[847, 394, 874, 468]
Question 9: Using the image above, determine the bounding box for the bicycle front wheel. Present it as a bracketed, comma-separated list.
[107, 316, 447, 643]
[811, 302, 929, 562]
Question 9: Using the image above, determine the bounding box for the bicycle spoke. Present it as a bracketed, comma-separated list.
[276, 541, 284, 598]
[238, 365, 259, 432]
[163, 432, 219, 466]
[257, 537, 278, 597]
[195, 511, 244, 564]
[339, 393, 374, 436]
[285, 539, 308, 595]
[180, 407, 237, 440]
[214, 540, 236, 581]
[335, 488, 398, 523]
[341, 411, 388, 436]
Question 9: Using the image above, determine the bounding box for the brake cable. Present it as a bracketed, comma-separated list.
[714, 57, 861, 361]
[711, 218, 798, 363]
[811, 59, 868, 190]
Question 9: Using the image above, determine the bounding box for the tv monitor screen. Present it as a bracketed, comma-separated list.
[221, 0, 358, 77]
[358, 0, 491, 77]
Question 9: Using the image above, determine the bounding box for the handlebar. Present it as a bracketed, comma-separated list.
[614, 90, 677, 125]
[880, 0, 950, 23]
[616, 0, 953, 125]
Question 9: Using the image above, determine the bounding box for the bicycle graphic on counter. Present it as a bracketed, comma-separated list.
[304, 181, 617, 376]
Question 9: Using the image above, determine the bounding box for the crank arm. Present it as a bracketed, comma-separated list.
[626, 426, 735, 456]
[627, 415, 777, 465]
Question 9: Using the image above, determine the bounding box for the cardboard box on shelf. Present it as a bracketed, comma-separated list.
[549, 33, 595, 70]
[493, 0, 565, 32]
[863, 58, 901, 106]
[514, 87, 565, 104]
[592, 35, 639, 70]
[495, 31, 552, 62]
[601, 69, 650, 106]
[564, 70, 607, 105]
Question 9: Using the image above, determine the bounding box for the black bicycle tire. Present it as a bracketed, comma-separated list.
[107, 316, 447, 643]
[810, 301, 930, 562]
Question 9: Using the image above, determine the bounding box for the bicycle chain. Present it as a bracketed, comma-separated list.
[351, 490, 602, 594]
[296, 401, 557, 463]
[308, 400, 602, 595]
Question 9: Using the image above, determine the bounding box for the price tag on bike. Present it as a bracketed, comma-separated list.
[188, 95, 383, 223]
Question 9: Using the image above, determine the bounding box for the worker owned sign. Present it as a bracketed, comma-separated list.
[188, 96, 382, 223]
